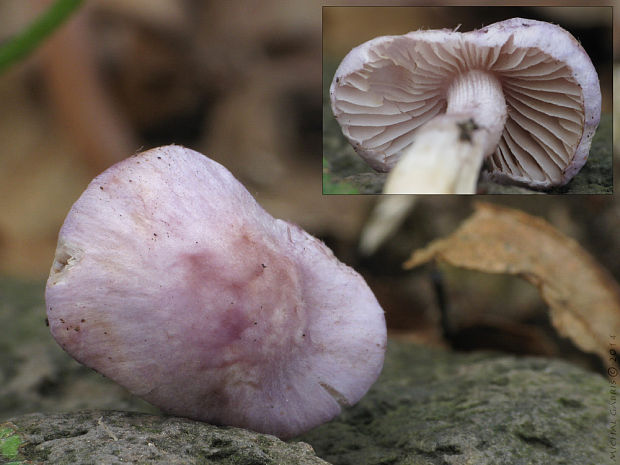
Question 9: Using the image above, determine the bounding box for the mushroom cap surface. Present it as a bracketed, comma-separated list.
[45, 145, 387, 439]
[330, 18, 601, 188]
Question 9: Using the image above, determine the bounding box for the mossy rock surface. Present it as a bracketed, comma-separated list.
[1, 411, 327, 465]
[1, 278, 613, 464]
[298, 341, 611, 465]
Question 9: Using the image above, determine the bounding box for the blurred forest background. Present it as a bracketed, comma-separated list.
[0, 0, 618, 375]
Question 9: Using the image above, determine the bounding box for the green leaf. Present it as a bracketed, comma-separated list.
[0, 0, 84, 73]
[0, 427, 22, 460]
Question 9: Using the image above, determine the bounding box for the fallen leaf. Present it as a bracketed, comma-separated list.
[404, 202, 620, 367]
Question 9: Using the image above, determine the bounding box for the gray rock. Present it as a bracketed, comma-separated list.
[1, 279, 613, 464]
[298, 341, 612, 465]
[1, 411, 328, 465]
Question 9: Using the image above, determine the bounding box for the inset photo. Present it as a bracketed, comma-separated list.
[323, 6, 612, 194]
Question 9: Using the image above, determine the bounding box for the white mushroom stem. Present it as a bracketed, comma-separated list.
[358, 195, 417, 256]
[385, 70, 507, 194]
[446, 70, 507, 155]
[360, 71, 508, 255]
[383, 114, 486, 194]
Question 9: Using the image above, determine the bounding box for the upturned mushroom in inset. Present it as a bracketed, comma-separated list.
[45, 145, 387, 439]
[330, 18, 601, 193]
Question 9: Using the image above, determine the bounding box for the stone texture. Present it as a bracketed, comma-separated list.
[1, 411, 328, 465]
[298, 341, 611, 465]
[1, 278, 613, 464]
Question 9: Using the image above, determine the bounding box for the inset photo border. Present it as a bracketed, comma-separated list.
[323, 6, 612, 194]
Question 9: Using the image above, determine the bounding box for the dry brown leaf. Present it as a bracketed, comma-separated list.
[404, 202, 620, 366]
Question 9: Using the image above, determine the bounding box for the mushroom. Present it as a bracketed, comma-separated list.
[330, 18, 601, 193]
[45, 145, 387, 439]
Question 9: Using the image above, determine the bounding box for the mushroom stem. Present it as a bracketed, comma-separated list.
[446, 70, 507, 155]
[359, 194, 417, 256]
[383, 114, 485, 194]
[359, 115, 485, 253]
[361, 71, 508, 253]
[383, 70, 507, 194]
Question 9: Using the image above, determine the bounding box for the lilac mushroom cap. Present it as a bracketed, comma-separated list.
[45, 145, 387, 439]
[330, 18, 601, 189]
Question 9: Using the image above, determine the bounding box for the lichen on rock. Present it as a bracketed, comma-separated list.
[3, 411, 328, 465]
[298, 341, 611, 465]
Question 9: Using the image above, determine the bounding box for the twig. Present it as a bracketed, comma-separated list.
[430, 266, 454, 340]
[97, 416, 119, 441]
